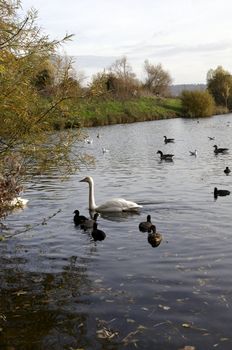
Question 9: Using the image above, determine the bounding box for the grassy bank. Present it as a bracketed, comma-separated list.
[64, 97, 183, 128]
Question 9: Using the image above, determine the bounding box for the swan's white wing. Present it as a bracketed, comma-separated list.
[96, 198, 142, 212]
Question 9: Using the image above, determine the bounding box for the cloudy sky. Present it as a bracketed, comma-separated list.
[21, 0, 232, 84]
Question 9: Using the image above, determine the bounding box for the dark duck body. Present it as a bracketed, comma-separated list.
[91, 222, 106, 241]
[164, 136, 174, 143]
[214, 187, 230, 198]
[147, 225, 162, 248]
[81, 213, 99, 231]
[157, 150, 174, 161]
[139, 215, 153, 232]
[213, 145, 229, 154]
[224, 167, 231, 175]
[73, 210, 88, 226]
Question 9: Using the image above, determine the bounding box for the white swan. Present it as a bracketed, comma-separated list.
[80, 176, 142, 212]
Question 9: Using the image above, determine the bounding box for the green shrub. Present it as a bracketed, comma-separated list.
[181, 90, 215, 117]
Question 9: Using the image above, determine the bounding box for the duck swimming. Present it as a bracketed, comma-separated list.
[91, 222, 106, 241]
[73, 210, 88, 226]
[147, 225, 162, 248]
[224, 166, 231, 175]
[214, 187, 230, 198]
[139, 215, 153, 232]
[157, 150, 174, 161]
[213, 145, 229, 154]
[80, 176, 142, 212]
[81, 213, 99, 231]
[164, 136, 175, 143]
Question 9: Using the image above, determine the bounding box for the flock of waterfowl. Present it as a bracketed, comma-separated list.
[73, 207, 162, 248]
[73, 176, 152, 244]
[157, 135, 231, 199]
[73, 209, 105, 241]
[74, 128, 231, 245]
[74, 176, 162, 247]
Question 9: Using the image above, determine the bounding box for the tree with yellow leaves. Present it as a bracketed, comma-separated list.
[0, 0, 83, 217]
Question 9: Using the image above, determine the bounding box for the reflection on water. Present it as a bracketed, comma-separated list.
[1, 114, 232, 349]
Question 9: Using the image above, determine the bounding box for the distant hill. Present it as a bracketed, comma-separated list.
[170, 84, 206, 97]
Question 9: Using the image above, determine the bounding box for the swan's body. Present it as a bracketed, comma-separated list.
[80, 176, 142, 212]
[214, 187, 230, 198]
[147, 225, 162, 247]
[73, 210, 88, 226]
[157, 150, 174, 161]
[81, 213, 99, 231]
[213, 145, 229, 154]
[164, 136, 174, 143]
[189, 150, 197, 156]
[92, 222, 106, 241]
[139, 215, 153, 232]
[224, 166, 231, 175]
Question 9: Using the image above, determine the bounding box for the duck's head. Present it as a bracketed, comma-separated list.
[148, 224, 156, 233]
[94, 213, 99, 220]
[73, 209, 80, 215]
[157, 150, 162, 155]
[213, 145, 217, 149]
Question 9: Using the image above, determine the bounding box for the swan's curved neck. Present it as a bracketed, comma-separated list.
[88, 179, 97, 210]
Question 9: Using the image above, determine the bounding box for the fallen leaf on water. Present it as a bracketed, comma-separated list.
[96, 327, 119, 340]
[126, 319, 135, 323]
[15, 290, 27, 296]
[182, 323, 191, 328]
[158, 304, 170, 310]
[0, 314, 6, 321]
[179, 346, 195, 350]
[138, 325, 147, 330]
[141, 307, 149, 311]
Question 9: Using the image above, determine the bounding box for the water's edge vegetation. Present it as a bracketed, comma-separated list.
[65, 97, 183, 128]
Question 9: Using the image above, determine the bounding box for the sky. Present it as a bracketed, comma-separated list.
[20, 0, 232, 85]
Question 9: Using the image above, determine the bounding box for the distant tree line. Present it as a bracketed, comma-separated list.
[88, 56, 173, 100]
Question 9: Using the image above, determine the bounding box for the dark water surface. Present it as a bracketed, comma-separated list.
[1, 115, 232, 349]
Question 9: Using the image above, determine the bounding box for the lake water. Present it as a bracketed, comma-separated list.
[1, 114, 232, 350]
